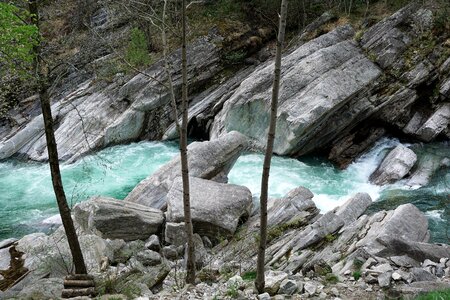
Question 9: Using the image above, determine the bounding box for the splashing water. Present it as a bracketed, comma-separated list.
[0, 138, 448, 242]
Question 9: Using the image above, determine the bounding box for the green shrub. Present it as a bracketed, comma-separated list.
[126, 28, 151, 68]
[352, 270, 361, 280]
[241, 271, 257, 281]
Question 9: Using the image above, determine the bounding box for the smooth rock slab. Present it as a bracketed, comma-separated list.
[74, 196, 164, 241]
[369, 144, 417, 185]
[166, 177, 252, 238]
[125, 131, 248, 209]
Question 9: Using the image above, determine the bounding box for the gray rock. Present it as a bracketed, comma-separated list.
[74, 196, 164, 241]
[161, 245, 180, 260]
[212, 25, 382, 157]
[135, 250, 162, 266]
[371, 263, 393, 274]
[369, 145, 417, 185]
[125, 131, 248, 209]
[334, 193, 372, 225]
[0, 238, 17, 250]
[0, 247, 11, 271]
[17, 278, 64, 299]
[392, 272, 402, 281]
[378, 272, 392, 287]
[0, 34, 222, 162]
[166, 177, 252, 238]
[389, 255, 420, 268]
[165, 222, 187, 246]
[145, 235, 161, 252]
[258, 292, 271, 300]
[304, 282, 317, 295]
[395, 281, 450, 294]
[190, 234, 209, 269]
[266, 187, 318, 227]
[416, 103, 450, 142]
[264, 271, 288, 295]
[278, 279, 298, 295]
[411, 268, 438, 282]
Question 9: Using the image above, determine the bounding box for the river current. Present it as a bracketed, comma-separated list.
[0, 138, 448, 242]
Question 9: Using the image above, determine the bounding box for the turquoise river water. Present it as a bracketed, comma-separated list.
[0, 138, 448, 242]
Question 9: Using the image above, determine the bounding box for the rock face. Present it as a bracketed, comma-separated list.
[211, 25, 383, 156]
[125, 131, 248, 209]
[166, 176, 253, 238]
[369, 144, 417, 185]
[74, 196, 164, 241]
[0, 34, 222, 162]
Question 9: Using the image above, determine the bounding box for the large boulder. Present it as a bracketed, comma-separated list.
[211, 25, 382, 156]
[356, 204, 430, 255]
[74, 196, 164, 241]
[166, 176, 253, 239]
[125, 131, 248, 209]
[416, 103, 450, 142]
[266, 187, 318, 228]
[369, 144, 417, 185]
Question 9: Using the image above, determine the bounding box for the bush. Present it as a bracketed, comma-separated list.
[126, 28, 151, 68]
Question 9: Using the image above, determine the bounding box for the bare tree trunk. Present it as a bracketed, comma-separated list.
[255, 0, 288, 293]
[180, 0, 196, 285]
[29, 0, 87, 275]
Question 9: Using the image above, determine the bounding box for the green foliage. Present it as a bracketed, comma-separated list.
[325, 273, 339, 284]
[126, 28, 151, 68]
[226, 283, 240, 298]
[0, 2, 39, 76]
[267, 217, 306, 242]
[241, 271, 257, 281]
[352, 270, 361, 280]
[414, 289, 450, 300]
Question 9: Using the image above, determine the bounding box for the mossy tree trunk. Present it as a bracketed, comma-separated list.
[255, 0, 289, 293]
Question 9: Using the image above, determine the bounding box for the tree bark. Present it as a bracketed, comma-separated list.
[180, 0, 196, 284]
[255, 0, 288, 293]
[29, 0, 88, 275]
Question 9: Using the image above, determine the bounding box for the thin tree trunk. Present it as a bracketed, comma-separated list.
[255, 0, 288, 293]
[29, 0, 87, 275]
[180, 0, 196, 284]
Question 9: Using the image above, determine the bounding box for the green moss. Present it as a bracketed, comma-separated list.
[267, 217, 307, 243]
[352, 270, 361, 281]
[325, 273, 339, 284]
[241, 271, 257, 281]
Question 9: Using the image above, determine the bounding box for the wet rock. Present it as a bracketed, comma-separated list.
[166, 177, 252, 239]
[369, 145, 417, 185]
[74, 196, 164, 241]
[125, 131, 248, 209]
[0, 238, 18, 250]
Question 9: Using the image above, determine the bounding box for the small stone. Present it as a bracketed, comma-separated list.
[278, 279, 298, 295]
[365, 287, 373, 292]
[435, 266, 445, 278]
[378, 272, 392, 288]
[258, 292, 271, 300]
[319, 292, 327, 299]
[361, 257, 378, 270]
[273, 295, 285, 300]
[304, 282, 317, 295]
[392, 272, 402, 281]
[344, 270, 351, 276]
[145, 235, 160, 252]
[162, 245, 179, 260]
[227, 275, 244, 290]
[135, 250, 162, 267]
[330, 287, 339, 296]
[423, 259, 438, 268]
[371, 263, 393, 273]
[264, 271, 288, 295]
